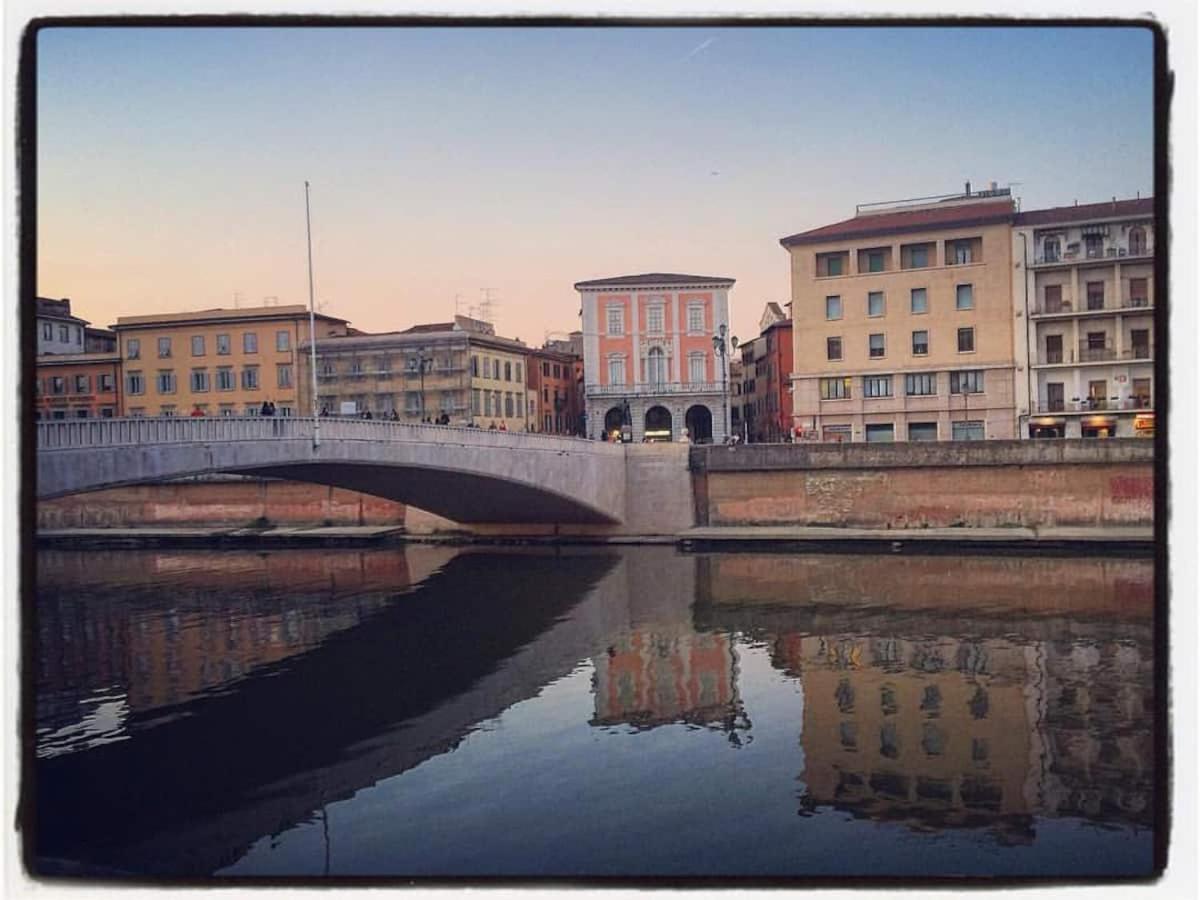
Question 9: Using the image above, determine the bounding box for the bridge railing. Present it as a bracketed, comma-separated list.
[36, 416, 624, 453]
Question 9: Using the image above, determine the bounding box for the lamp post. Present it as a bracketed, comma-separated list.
[417, 346, 431, 421]
[712, 324, 738, 443]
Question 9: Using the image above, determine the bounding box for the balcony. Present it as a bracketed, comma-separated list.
[587, 382, 728, 398]
[1034, 345, 1153, 366]
[1034, 397, 1152, 414]
[1077, 345, 1116, 363]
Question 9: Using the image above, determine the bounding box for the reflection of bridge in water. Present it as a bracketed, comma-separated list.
[34, 547, 1155, 875]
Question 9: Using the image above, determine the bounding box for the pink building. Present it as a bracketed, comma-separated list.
[574, 273, 736, 442]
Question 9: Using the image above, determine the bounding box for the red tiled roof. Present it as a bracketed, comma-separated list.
[574, 273, 735, 289]
[1014, 197, 1153, 226]
[779, 199, 1014, 247]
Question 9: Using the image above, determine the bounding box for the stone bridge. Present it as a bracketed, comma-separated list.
[35, 417, 643, 526]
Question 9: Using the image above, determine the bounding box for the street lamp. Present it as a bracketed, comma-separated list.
[712, 324, 739, 443]
[417, 346, 432, 421]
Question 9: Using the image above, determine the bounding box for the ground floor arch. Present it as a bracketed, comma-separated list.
[604, 406, 625, 437]
[685, 404, 714, 443]
[643, 406, 673, 442]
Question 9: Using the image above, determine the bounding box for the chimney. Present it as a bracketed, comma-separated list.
[964, 181, 971, 196]
[989, 181, 997, 192]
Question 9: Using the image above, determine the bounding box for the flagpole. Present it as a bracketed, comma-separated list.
[305, 180, 320, 449]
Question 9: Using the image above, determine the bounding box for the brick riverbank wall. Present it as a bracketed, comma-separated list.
[36, 476, 407, 528]
[691, 440, 1155, 529]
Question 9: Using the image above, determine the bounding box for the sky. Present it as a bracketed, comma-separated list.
[35, 25, 1155, 344]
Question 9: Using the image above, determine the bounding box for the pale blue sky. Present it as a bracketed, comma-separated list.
[37, 25, 1155, 341]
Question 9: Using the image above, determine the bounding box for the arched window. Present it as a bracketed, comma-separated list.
[646, 346, 667, 386]
[1129, 227, 1147, 255]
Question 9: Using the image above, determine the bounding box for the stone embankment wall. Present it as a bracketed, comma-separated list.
[691, 440, 1154, 529]
[36, 477, 407, 528]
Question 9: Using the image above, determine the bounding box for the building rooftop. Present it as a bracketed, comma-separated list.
[574, 273, 736, 289]
[37, 297, 89, 324]
[1014, 197, 1154, 227]
[780, 198, 1014, 248]
[114, 304, 348, 328]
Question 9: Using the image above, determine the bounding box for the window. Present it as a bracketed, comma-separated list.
[908, 422, 938, 441]
[647, 347, 667, 386]
[74, 374, 90, 393]
[410, 391, 424, 415]
[277, 364, 293, 388]
[865, 424, 894, 443]
[1086, 281, 1105, 311]
[1087, 331, 1107, 350]
[647, 306, 664, 334]
[241, 366, 260, 390]
[820, 376, 852, 400]
[825, 296, 842, 321]
[911, 330, 929, 356]
[689, 353, 706, 383]
[953, 240, 972, 264]
[1044, 334, 1064, 364]
[906, 373, 936, 396]
[867, 251, 884, 273]
[127, 338, 141, 359]
[1044, 284, 1065, 313]
[552, 364, 560, 378]
[868, 291, 885, 317]
[191, 369, 209, 392]
[216, 333, 231, 355]
[277, 405, 293, 417]
[956, 284, 974, 310]
[276, 330, 290, 352]
[1084, 234, 1103, 258]
[1130, 328, 1151, 359]
[156, 370, 176, 394]
[1129, 278, 1149, 307]
[1043, 237, 1061, 262]
[952, 421, 985, 441]
[957, 327, 975, 353]
[504, 393, 514, 417]
[472, 389, 481, 415]
[100, 407, 114, 418]
[542, 361, 550, 377]
[515, 363, 522, 382]
[868, 333, 885, 358]
[608, 357, 626, 385]
[216, 367, 235, 392]
[817, 253, 844, 277]
[160, 406, 177, 417]
[191, 335, 205, 356]
[826, 337, 843, 361]
[910, 288, 928, 314]
[493, 359, 501, 379]
[607, 305, 624, 336]
[1132, 377, 1151, 408]
[50, 376, 66, 395]
[244, 404, 260, 417]
[504, 361, 512, 382]
[909, 245, 929, 268]
[473, 356, 481, 377]
[950, 370, 984, 394]
[42, 323, 52, 341]
[243, 332, 258, 354]
[127, 371, 144, 395]
[482, 391, 493, 416]
[99, 373, 114, 393]
[158, 337, 172, 358]
[59, 325, 69, 342]
[863, 375, 892, 398]
[74, 409, 89, 419]
[1129, 227, 1147, 255]
[688, 304, 705, 333]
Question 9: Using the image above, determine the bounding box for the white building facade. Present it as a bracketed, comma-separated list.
[1013, 198, 1156, 439]
[575, 273, 735, 443]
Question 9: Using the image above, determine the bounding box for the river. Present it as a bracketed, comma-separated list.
[30, 545, 1156, 879]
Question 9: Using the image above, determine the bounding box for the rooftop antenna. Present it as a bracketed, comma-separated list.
[263, 295, 280, 307]
[454, 293, 465, 316]
[479, 287, 499, 325]
[233, 290, 244, 309]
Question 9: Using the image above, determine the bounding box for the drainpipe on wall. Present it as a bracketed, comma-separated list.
[1019, 231, 1032, 438]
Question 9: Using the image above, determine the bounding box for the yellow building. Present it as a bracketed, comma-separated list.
[112, 305, 350, 417]
[300, 315, 533, 430]
[781, 187, 1018, 442]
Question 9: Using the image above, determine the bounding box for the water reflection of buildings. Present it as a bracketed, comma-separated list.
[36, 546, 458, 753]
[592, 630, 749, 741]
[697, 552, 1155, 839]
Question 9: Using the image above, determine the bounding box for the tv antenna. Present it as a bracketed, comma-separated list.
[478, 287, 499, 325]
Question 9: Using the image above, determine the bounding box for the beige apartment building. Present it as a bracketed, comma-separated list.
[1012, 198, 1155, 439]
[112, 305, 350, 417]
[781, 188, 1018, 442]
[301, 315, 533, 430]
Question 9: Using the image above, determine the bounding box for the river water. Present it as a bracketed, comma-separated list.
[31, 545, 1157, 880]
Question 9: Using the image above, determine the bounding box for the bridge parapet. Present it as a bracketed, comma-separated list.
[36, 417, 623, 455]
